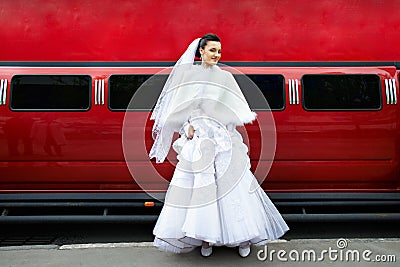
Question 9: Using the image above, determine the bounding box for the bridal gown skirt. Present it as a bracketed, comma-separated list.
[153, 126, 289, 254]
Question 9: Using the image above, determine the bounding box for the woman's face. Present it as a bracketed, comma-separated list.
[200, 41, 221, 66]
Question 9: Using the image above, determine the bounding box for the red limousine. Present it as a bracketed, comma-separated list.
[0, 0, 399, 222]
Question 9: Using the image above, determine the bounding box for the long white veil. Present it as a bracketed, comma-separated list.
[149, 38, 201, 163]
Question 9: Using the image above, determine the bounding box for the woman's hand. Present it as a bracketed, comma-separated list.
[187, 125, 195, 139]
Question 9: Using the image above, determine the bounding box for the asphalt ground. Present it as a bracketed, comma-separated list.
[0, 238, 399, 267]
[1, 221, 400, 246]
[0, 221, 399, 267]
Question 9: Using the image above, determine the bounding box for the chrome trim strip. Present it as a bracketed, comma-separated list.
[288, 79, 292, 104]
[392, 78, 397, 104]
[389, 78, 394, 104]
[3, 79, 7, 105]
[292, 79, 296, 105]
[100, 79, 103, 105]
[94, 79, 98, 105]
[0, 79, 4, 105]
[101, 79, 105, 105]
[385, 79, 390, 104]
[295, 79, 299, 104]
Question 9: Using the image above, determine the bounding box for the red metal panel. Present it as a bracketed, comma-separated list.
[0, 66, 399, 192]
[0, 0, 400, 61]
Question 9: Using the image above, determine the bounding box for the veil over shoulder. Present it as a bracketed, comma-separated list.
[149, 38, 200, 163]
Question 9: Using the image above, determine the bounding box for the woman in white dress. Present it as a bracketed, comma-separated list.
[149, 33, 289, 257]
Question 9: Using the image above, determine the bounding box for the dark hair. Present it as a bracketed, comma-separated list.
[195, 33, 221, 58]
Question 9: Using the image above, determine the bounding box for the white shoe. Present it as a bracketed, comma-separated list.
[238, 244, 251, 257]
[201, 246, 212, 257]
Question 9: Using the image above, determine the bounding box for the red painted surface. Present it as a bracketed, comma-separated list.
[0, 66, 399, 193]
[0, 0, 400, 62]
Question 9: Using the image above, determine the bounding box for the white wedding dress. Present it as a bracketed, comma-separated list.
[152, 66, 289, 253]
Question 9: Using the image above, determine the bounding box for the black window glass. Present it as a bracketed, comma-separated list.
[302, 74, 381, 110]
[109, 74, 168, 111]
[234, 74, 285, 110]
[11, 75, 91, 110]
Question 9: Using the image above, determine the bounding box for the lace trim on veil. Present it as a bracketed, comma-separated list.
[149, 38, 201, 163]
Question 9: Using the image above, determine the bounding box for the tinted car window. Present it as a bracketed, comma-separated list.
[234, 74, 285, 110]
[11, 75, 91, 110]
[109, 74, 168, 111]
[302, 74, 381, 110]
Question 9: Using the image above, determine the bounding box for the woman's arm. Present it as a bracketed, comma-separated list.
[187, 124, 195, 139]
[179, 120, 195, 139]
[179, 108, 202, 139]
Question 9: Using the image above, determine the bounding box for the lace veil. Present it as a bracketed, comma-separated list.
[149, 38, 201, 163]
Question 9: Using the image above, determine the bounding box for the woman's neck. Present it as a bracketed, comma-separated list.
[201, 62, 214, 68]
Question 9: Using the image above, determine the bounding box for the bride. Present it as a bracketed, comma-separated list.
[149, 33, 289, 257]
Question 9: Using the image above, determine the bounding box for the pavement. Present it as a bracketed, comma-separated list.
[0, 238, 399, 267]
